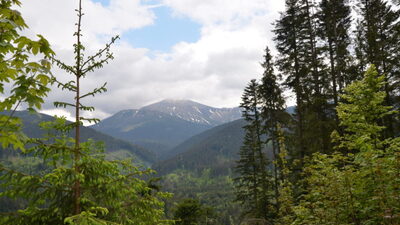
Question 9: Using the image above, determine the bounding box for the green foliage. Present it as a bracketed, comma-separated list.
[274, 0, 336, 169]
[162, 169, 240, 225]
[0, 0, 172, 224]
[238, 0, 400, 223]
[259, 47, 289, 220]
[235, 79, 274, 221]
[173, 198, 216, 225]
[0, 0, 53, 151]
[292, 66, 400, 224]
[275, 126, 295, 225]
[0, 118, 172, 224]
[235, 47, 291, 223]
[0, 110, 156, 164]
[318, 0, 352, 94]
[355, 0, 400, 137]
[333, 65, 394, 152]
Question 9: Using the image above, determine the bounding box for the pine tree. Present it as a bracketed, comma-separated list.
[303, 0, 324, 98]
[318, 0, 352, 119]
[303, 0, 337, 156]
[274, 0, 309, 163]
[274, 0, 335, 185]
[356, 0, 400, 137]
[234, 79, 272, 221]
[259, 46, 287, 214]
[352, 19, 368, 82]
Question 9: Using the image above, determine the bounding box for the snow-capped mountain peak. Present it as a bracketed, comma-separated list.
[141, 99, 241, 126]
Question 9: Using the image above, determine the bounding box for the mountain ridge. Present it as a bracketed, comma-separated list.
[91, 99, 242, 157]
[153, 118, 247, 176]
[0, 111, 156, 164]
[128, 99, 241, 126]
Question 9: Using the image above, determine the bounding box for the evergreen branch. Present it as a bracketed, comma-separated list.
[79, 117, 100, 124]
[0, 164, 32, 179]
[79, 82, 107, 99]
[78, 104, 95, 112]
[81, 52, 114, 75]
[79, 171, 144, 193]
[52, 77, 77, 92]
[28, 139, 91, 159]
[80, 35, 119, 70]
[0, 165, 71, 189]
[52, 57, 76, 75]
[70, 120, 83, 128]
[54, 101, 75, 108]
[28, 138, 75, 153]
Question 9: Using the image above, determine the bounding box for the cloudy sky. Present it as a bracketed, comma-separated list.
[19, 0, 285, 120]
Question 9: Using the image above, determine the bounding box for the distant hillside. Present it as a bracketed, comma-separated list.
[91, 109, 212, 157]
[91, 99, 242, 157]
[153, 119, 247, 176]
[0, 111, 156, 164]
[153, 106, 295, 174]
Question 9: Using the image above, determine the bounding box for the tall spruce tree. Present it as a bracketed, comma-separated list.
[303, 0, 324, 97]
[274, 0, 332, 170]
[353, 19, 368, 81]
[259, 47, 287, 213]
[274, 0, 309, 163]
[234, 79, 272, 221]
[356, 0, 400, 137]
[318, 0, 352, 118]
[303, 0, 334, 155]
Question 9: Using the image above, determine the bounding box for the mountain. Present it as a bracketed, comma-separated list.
[91, 99, 242, 158]
[152, 119, 247, 176]
[90, 109, 212, 156]
[0, 111, 156, 164]
[142, 99, 242, 126]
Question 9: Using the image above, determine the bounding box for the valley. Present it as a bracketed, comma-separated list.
[90, 99, 242, 160]
[0, 100, 247, 224]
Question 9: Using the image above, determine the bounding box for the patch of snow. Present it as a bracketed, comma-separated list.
[193, 106, 202, 114]
[203, 119, 211, 125]
[215, 111, 222, 117]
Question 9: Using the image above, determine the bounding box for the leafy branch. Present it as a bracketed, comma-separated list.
[79, 82, 107, 99]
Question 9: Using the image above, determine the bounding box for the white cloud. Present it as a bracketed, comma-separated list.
[16, 0, 286, 120]
[163, 0, 283, 27]
[20, 0, 155, 49]
[40, 109, 75, 122]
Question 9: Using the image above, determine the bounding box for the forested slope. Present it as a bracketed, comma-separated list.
[0, 111, 156, 164]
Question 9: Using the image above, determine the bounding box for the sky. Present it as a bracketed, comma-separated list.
[18, 0, 285, 121]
